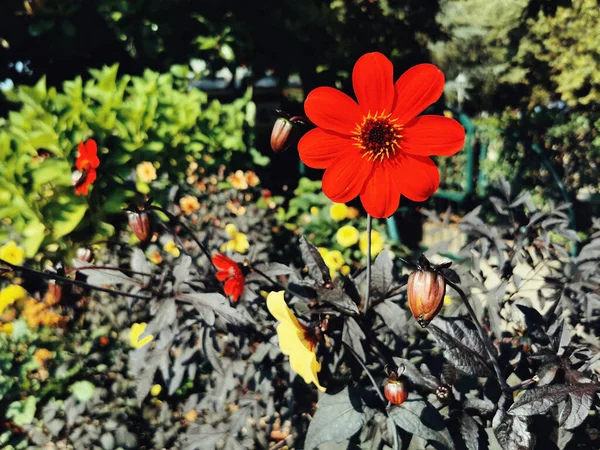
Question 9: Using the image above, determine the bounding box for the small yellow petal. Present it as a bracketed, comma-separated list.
[225, 223, 238, 238]
[330, 203, 348, 221]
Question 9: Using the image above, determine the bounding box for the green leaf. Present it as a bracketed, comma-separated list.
[6, 396, 37, 426]
[31, 158, 72, 188]
[49, 195, 87, 239]
[304, 387, 368, 450]
[70, 381, 96, 402]
[388, 394, 454, 449]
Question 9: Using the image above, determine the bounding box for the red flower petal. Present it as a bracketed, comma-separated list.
[401, 116, 465, 156]
[359, 164, 401, 218]
[352, 52, 395, 115]
[392, 64, 444, 125]
[224, 277, 240, 300]
[322, 153, 372, 203]
[84, 139, 100, 169]
[298, 129, 355, 169]
[304, 87, 362, 135]
[216, 270, 230, 281]
[212, 253, 233, 270]
[397, 155, 440, 202]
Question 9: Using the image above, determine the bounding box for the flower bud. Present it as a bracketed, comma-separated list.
[128, 211, 151, 243]
[270, 117, 294, 153]
[384, 379, 408, 405]
[407, 269, 446, 327]
[76, 247, 93, 262]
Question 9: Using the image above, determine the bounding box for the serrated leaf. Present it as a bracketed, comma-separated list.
[508, 384, 598, 417]
[130, 248, 152, 280]
[559, 392, 593, 429]
[180, 293, 249, 325]
[370, 250, 393, 301]
[304, 387, 367, 450]
[492, 409, 534, 450]
[184, 424, 227, 450]
[375, 300, 408, 337]
[316, 284, 360, 315]
[300, 235, 331, 284]
[342, 317, 366, 362]
[429, 317, 493, 377]
[173, 255, 192, 292]
[246, 262, 294, 282]
[72, 259, 138, 287]
[458, 412, 487, 450]
[392, 358, 438, 391]
[388, 394, 454, 449]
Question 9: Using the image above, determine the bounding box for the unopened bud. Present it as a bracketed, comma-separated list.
[271, 117, 294, 153]
[76, 247, 93, 262]
[384, 378, 408, 405]
[128, 211, 151, 243]
[407, 269, 446, 327]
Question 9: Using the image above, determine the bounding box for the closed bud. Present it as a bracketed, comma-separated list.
[128, 211, 151, 243]
[76, 247, 93, 262]
[407, 269, 446, 327]
[270, 117, 294, 153]
[384, 379, 408, 405]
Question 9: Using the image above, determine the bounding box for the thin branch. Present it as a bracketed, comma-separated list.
[0, 259, 152, 301]
[445, 278, 511, 393]
[249, 265, 312, 302]
[343, 341, 386, 406]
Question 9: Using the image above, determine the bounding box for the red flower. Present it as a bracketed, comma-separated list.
[73, 139, 100, 195]
[212, 254, 244, 302]
[298, 52, 466, 218]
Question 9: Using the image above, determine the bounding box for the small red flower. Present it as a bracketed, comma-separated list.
[73, 139, 100, 195]
[298, 52, 466, 218]
[212, 254, 244, 302]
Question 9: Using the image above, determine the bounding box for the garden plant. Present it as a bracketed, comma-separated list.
[1, 2, 600, 450]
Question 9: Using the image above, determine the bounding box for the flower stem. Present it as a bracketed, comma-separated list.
[342, 341, 386, 406]
[445, 278, 510, 393]
[150, 205, 217, 272]
[0, 258, 151, 301]
[363, 214, 373, 314]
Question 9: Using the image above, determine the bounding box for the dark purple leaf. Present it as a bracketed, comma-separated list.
[508, 384, 598, 417]
[342, 317, 367, 362]
[429, 317, 493, 377]
[299, 235, 332, 284]
[370, 250, 393, 302]
[558, 391, 594, 430]
[492, 409, 535, 450]
[375, 300, 408, 338]
[458, 412, 487, 450]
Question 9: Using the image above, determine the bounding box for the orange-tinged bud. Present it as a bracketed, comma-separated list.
[128, 211, 151, 243]
[271, 117, 294, 153]
[407, 269, 446, 327]
[384, 379, 408, 405]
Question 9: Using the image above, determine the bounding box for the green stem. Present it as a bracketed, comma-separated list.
[363, 214, 373, 313]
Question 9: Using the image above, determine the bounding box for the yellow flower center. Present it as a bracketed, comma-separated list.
[352, 112, 403, 162]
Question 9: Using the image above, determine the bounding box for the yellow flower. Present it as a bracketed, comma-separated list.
[0, 284, 28, 315]
[184, 409, 199, 423]
[317, 247, 329, 259]
[359, 230, 384, 257]
[228, 170, 249, 190]
[0, 322, 13, 336]
[336, 225, 359, 248]
[340, 265, 352, 276]
[179, 195, 200, 216]
[330, 203, 348, 221]
[266, 291, 325, 392]
[245, 170, 260, 187]
[323, 250, 344, 278]
[163, 241, 180, 257]
[443, 295, 453, 306]
[443, 110, 454, 118]
[136, 161, 157, 183]
[310, 206, 320, 216]
[151, 384, 162, 396]
[221, 224, 249, 254]
[34, 348, 53, 366]
[346, 207, 360, 219]
[0, 241, 25, 266]
[130, 322, 154, 348]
